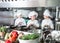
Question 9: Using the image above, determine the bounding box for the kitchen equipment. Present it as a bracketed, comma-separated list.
[0, 11, 14, 26]
[51, 30, 60, 42]
[28, 29, 42, 34]
[19, 38, 39, 43]
[0, 0, 60, 7]
[0, 0, 39, 8]
[55, 22, 60, 30]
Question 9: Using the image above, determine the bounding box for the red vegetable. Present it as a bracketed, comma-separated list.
[5, 40, 12, 43]
[9, 30, 18, 42]
[9, 37, 17, 42]
[11, 31, 18, 37]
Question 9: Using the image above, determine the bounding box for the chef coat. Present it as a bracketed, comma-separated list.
[15, 18, 26, 26]
[41, 19, 54, 29]
[27, 20, 39, 27]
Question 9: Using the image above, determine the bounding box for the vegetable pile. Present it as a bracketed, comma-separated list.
[0, 26, 7, 32]
[5, 30, 18, 43]
[8, 30, 18, 42]
[0, 26, 7, 38]
[20, 34, 39, 40]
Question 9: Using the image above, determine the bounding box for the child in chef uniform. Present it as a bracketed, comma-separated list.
[15, 13, 26, 27]
[41, 9, 54, 30]
[27, 11, 39, 28]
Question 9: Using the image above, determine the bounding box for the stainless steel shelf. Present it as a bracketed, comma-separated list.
[0, 0, 60, 8]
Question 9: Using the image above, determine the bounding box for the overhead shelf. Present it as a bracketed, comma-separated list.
[0, 0, 60, 8]
[39, 0, 60, 7]
[0, 0, 39, 8]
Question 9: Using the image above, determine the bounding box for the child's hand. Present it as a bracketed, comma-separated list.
[27, 23, 33, 28]
[18, 22, 23, 25]
[29, 23, 33, 26]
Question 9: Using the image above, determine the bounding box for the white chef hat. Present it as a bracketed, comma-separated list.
[43, 9, 52, 18]
[16, 13, 22, 17]
[28, 11, 38, 18]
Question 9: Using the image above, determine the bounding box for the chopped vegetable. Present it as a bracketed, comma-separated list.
[20, 34, 39, 40]
[4, 33, 10, 40]
[5, 40, 12, 43]
[9, 30, 18, 42]
[0, 26, 7, 32]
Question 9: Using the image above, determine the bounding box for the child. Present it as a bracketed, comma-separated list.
[41, 9, 54, 29]
[15, 13, 26, 27]
[27, 11, 39, 28]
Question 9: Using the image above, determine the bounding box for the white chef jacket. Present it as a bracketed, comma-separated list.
[41, 19, 54, 29]
[15, 18, 26, 26]
[27, 20, 39, 27]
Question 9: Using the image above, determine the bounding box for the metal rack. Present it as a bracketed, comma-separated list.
[0, 0, 17, 2]
[0, 0, 60, 8]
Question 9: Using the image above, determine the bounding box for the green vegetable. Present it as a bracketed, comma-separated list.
[4, 33, 9, 40]
[0, 26, 7, 32]
[20, 34, 39, 40]
[22, 35, 28, 40]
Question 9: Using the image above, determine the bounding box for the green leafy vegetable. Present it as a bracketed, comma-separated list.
[20, 34, 39, 40]
[0, 26, 7, 32]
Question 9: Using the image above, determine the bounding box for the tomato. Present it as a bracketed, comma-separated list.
[9, 36, 17, 42]
[11, 31, 18, 37]
[12, 34, 18, 38]
[5, 40, 12, 43]
[8, 31, 18, 42]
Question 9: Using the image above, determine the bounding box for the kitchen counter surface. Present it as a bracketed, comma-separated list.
[0, 40, 5, 43]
